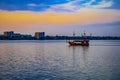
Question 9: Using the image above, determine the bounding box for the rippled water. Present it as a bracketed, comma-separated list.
[0, 40, 120, 80]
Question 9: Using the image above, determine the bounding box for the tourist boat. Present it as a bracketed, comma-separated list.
[68, 31, 89, 46]
[68, 40, 89, 46]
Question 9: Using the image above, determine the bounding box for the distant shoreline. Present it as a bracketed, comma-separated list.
[0, 36, 120, 40]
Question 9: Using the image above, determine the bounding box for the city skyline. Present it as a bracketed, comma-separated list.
[1, 30, 120, 37]
[1, 31, 120, 40]
[0, 0, 120, 36]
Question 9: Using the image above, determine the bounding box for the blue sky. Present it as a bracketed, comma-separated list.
[0, 0, 120, 11]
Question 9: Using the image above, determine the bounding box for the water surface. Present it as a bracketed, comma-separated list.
[0, 40, 120, 80]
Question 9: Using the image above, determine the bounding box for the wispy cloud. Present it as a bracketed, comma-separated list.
[27, 3, 48, 7]
[46, 0, 114, 12]
[83, 0, 96, 6]
[27, 4, 38, 7]
[89, 0, 113, 8]
[0, 0, 118, 12]
[46, 0, 80, 12]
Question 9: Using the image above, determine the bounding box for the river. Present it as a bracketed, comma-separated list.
[0, 40, 120, 80]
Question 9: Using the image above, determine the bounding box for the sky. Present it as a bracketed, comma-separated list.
[0, 0, 120, 36]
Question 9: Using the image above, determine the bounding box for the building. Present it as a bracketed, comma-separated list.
[4, 31, 14, 37]
[35, 32, 45, 39]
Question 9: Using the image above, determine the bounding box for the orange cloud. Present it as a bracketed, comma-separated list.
[0, 9, 120, 25]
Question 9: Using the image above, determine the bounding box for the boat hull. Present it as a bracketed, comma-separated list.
[68, 40, 89, 46]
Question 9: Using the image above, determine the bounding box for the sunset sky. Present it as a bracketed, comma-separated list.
[0, 0, 120, 36]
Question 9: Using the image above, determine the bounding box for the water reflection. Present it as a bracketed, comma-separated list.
[68, 46, 89, 68]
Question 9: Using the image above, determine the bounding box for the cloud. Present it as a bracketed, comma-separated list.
[27, 4, 37, 7]
[83, 0, 96, 6]
[46, 0, 81, 12]
[46, 0, 114, 12]
[0, 0, 118, 12]
[82, 0, 113, 8]
[0, 9, 120, 25]
[27, 3, 48, 7]
[90, 0, 113, 8]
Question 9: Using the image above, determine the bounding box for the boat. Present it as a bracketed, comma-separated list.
[68, 31, 89, 46]
[68, 40, 89, 46]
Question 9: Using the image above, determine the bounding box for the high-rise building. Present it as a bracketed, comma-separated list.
[4, 31, 14, 37]
[35, 32, 45, 39]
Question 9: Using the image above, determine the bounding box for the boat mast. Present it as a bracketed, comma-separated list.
[83, 30, 86, 40]
[72, 31, 75, 40]
[73, 31, 75, 37]
[83, 30, 86, 37]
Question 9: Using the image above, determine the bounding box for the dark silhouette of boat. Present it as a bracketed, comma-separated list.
[68, 31, 89, 46]
[68, 40, 89, 46]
